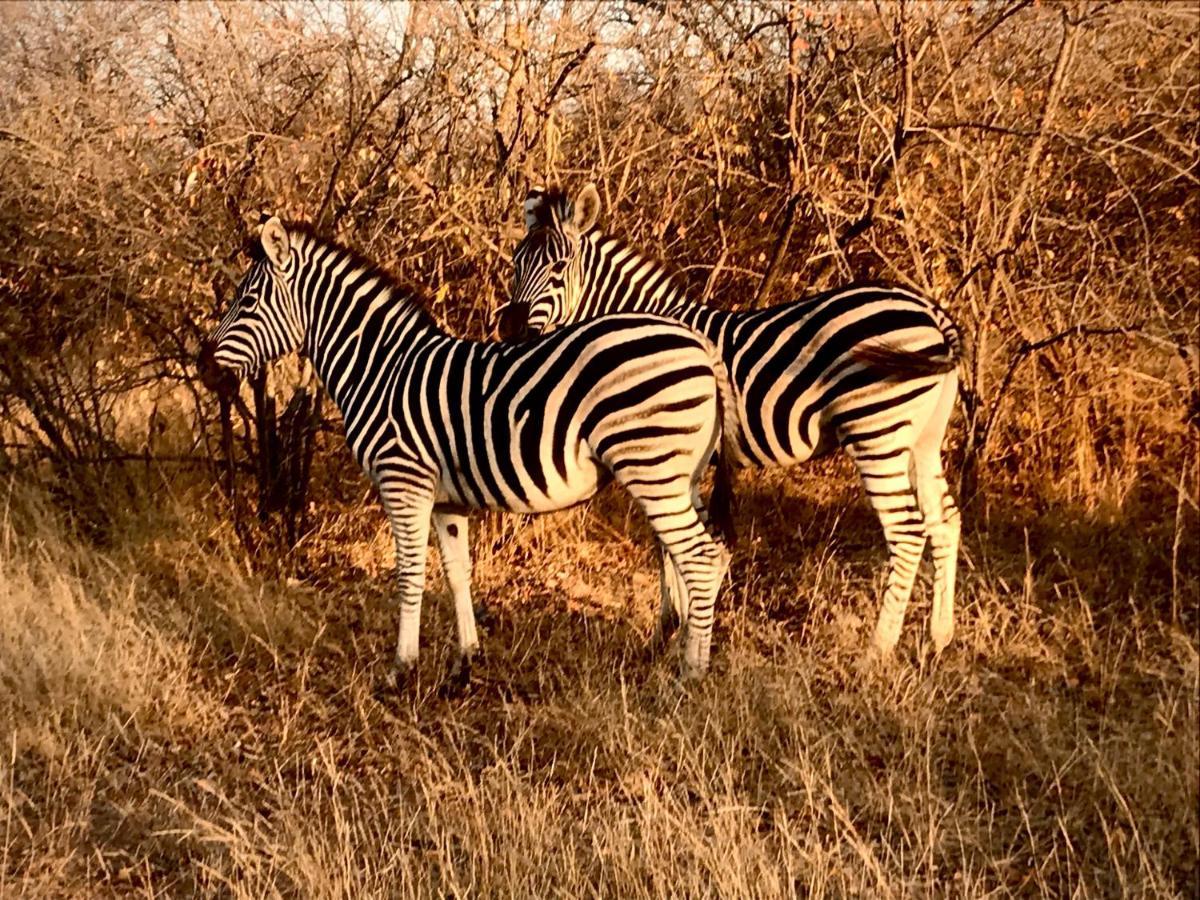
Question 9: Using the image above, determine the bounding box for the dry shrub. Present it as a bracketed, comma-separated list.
[0, 1, 1194, 520]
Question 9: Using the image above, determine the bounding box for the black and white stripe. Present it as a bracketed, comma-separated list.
[504, 185, 963, 658]
[206, 218, 734, 680]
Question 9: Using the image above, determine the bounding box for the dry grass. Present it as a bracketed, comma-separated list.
[1, 457, 1197, 898]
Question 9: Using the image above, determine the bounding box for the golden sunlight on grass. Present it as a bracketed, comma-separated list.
[2, 468, 1195, 897]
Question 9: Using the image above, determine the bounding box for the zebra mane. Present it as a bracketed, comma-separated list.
[281, 221, 440, 329]
[526, 185, 573, 229]
[608, 230, 695, 307]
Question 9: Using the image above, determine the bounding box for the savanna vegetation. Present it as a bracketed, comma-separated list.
[1, 1, 1196, 896]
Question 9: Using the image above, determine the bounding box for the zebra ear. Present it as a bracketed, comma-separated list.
[524, 186, 548, 231]
[260, 216, 290, 268]
[572, 183, 600, 232]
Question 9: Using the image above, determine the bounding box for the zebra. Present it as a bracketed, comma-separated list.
[200, 216, 737, 684]
[501, 184, 963, 661]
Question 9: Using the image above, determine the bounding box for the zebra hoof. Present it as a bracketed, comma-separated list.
[380, 660, 414, 696]
[930, 624, 954, 654]
[440, 651, 475, 698]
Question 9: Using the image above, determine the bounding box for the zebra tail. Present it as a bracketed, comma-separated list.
[707, 348, 739, 548]
[849, 340, 960, 381]
[852, 340, 959, 380]
[854, 303, 964, 380]
[710, 446, 737, 549]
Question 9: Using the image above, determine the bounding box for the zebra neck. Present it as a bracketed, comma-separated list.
[294, 236, 441, 420]
[581, 232, 726, 342]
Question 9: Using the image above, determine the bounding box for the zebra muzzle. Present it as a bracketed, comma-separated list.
[492, 301, 532, 343]
[197, 340, 241, 396]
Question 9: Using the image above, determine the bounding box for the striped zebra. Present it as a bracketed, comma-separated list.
[201, 216, 736, 684]
[502, 185, 963, 660]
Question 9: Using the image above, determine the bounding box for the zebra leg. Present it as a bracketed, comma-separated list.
[433, 511, 479, 687]
[594, 375, 729, 676]
[633, 477, 727, 677]
[668, 536, 729, 678]
[848, 445, 927, 658]
[914, 461, 960, 653]
[378, 475, 435, 687]
[605, 461, 726, 676]
[653, 481, 708, 648]
[913, 372, 961, 653]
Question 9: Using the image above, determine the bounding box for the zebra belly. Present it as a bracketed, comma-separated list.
[730, 386, 823, 468]
[515, 456, 606, 513]
[435, 451, 606, 514]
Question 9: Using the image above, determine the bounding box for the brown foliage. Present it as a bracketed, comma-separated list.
[0, 1, 1195, 517]
[0, 0, 1193, 631]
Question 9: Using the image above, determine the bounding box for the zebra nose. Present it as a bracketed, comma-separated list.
[494, 303, 531, 342]
[198, 340, 239, 395]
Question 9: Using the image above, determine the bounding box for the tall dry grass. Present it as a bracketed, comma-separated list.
[2, 463, 1195, 897]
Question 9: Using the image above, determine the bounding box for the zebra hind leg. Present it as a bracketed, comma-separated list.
[913, 373, 961, 653]
[671, 535, 729, 678]
[616, 471, 728, 677]
[848, 443, 928, 659]
[915, 462, 960, 653]
[653, 477, 733, 657]
[433, 510, 480, 693]
[654, 545, 685, 650]
[595, 376, 729, 677]
[656, 481, 707, 648]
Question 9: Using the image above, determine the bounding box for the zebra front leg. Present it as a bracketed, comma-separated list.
[433, 510, 479, 691]
[379, 476, 435, 689]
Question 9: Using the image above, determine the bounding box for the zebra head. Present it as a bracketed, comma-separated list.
[203, 216, 304, 382]
[502, 183, 600, 340]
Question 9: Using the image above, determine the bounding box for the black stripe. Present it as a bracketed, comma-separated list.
[611, 449, 680, 472]
[593, 422, 701, 461]
[841, 419, 911, 446]
[827, 381, 938, 431]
